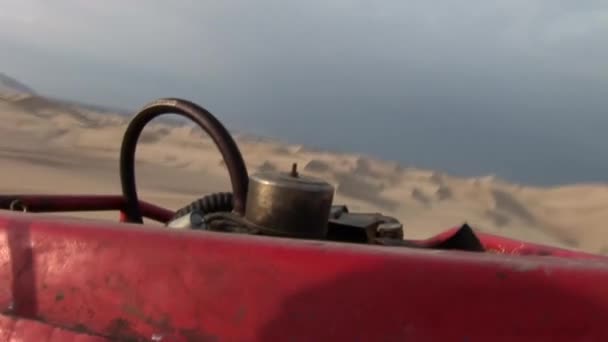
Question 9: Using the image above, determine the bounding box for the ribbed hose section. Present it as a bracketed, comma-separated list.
[171, 192, 234, 220]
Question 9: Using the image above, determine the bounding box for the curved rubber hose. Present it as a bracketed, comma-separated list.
[120, 98, 248, 224]
[171, 192, 233, 220]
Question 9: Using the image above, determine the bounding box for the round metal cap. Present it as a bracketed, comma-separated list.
[245, 164, 335, 239]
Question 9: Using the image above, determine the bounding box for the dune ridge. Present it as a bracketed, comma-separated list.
[1, 89, 607, 254]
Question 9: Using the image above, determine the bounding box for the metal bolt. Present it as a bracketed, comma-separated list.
[377, 222, 404, 240]
[9, 199, 27, 212]
[290, 163, 299, 178]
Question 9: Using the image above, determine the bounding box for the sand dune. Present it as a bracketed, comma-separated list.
[1, 89, 608, 254]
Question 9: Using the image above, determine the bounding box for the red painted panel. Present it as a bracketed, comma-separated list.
[0, 210, 608, 341]
[0, 314, 109, 341]
[423, 226, 607, 260]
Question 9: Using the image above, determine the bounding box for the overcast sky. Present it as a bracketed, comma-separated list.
[1, 0, 607, 184]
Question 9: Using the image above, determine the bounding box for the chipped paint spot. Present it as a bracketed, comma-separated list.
[55, 291, 65, 302]
[122, 303, 145, 318]
[151, 333, 164, 341]
[496, 271, 508, 280]
[106, 318, 140, 341]
[235, 306, 247, 323]
[73, 323, 88, 333]
[512, 262, 540, 272]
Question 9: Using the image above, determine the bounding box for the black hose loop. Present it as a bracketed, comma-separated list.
[120, 98, 248, 223]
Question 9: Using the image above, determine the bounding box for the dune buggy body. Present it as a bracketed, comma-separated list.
[0, 195, 608, 341]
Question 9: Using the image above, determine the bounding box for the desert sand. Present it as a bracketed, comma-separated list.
[1, 78, 608, 254]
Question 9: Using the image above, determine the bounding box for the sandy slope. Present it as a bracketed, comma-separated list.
[1, 95, 607, 254]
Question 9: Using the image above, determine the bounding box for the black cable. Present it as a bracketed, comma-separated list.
[120, 98, 249, 224]
[171, 192, 233, 220]
[203, 212, 284, 236]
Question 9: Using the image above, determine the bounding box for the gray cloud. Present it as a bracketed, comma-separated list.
[2, 1, 606, 87]
[1, 0, 607, 184]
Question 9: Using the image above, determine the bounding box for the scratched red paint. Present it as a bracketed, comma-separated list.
[0, 314, 109, 341]
[0, 209, 608, 341]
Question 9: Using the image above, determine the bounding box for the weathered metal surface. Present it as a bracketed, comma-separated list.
[0, 314, 110, 341]
[245, 167, 334, 238]
[1, 210, 608, 341]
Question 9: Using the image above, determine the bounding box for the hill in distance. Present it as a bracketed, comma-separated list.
[1, 72, 608, 255]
